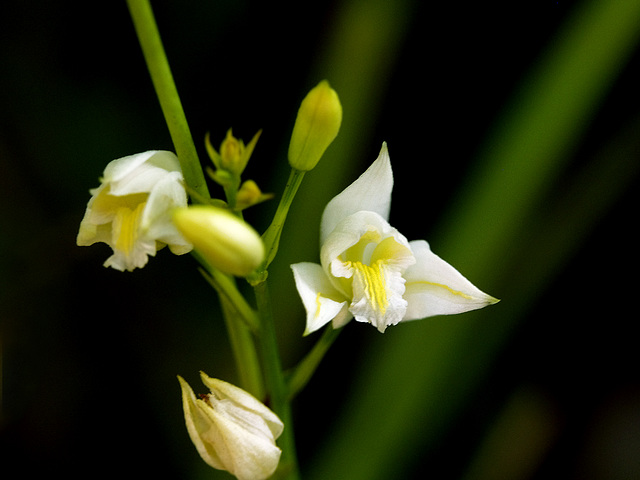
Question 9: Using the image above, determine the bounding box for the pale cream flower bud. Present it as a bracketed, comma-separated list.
[172, 205, 264, 276]
[288, 80, 342, 171]
[205, 129, 261, 177]
[178, 373, 283, 480]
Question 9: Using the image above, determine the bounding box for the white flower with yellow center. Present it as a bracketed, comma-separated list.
[77, 150, 192, 271]
[291, 143, 499, 334]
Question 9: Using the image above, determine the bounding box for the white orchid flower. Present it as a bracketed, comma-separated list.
[178, 373, 283, 480]
[291, 143, 499, 334]
[77, 150, 192, 271]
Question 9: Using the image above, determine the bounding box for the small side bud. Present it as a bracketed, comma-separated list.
[172, 206, 265, 276]
[206, 129, 261, 177]
[288, 80, 342, 171]
[236, 180, 274, 211]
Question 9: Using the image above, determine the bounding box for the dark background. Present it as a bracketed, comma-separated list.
[2, 1, 639, 479]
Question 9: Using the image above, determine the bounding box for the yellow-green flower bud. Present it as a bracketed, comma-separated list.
[288, 80, 342, 171]
[205, 129, 261, 177]
[235, 180, 274, 211]
[172, 205, 264, 276]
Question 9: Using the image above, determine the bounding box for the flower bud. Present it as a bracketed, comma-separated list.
[172, 205, 264, 276]
[206, 129, 261, 177]
[288, 80, 342, 171]
[236, 180, 274, 211]
[178, 373, 283, 480]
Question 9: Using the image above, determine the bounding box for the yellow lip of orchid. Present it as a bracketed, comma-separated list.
[291, 142, 499, 334]
[77, 150, 192, 271]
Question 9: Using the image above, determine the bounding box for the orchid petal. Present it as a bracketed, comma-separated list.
[107, 151, 181, 196]
[178, 376, 226, 470]
[142, 171, 191, 250]
[291, 262, 349, 335]
[403, 240, 499, 320]
[199, 373, 283, 439]
[320, 142, 393, 244]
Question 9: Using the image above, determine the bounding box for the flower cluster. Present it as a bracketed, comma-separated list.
[78, 75, 499, 480]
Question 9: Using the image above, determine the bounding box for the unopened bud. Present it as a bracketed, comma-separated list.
[178, 373, 283, 480]
[172, 206, 264, 276]
[205, 129, 261, 177]
[288, 80, 342, 171]
[236, 180, 274, 210]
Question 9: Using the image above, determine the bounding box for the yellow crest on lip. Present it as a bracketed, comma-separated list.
[348, 260, 389, 314]
[113, 202, 147, 256]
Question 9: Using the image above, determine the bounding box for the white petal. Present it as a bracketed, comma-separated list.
[206, 406, 282, 480]
[291, 262, 349, 335]
[200, 373, 283, 439]
[102, 150, 156, 182]
[320, 142, 393, 244]
[402, 240, 499, 320]
[146, 150, 182, 172]
[141, 171, 192, 252]
[102, 238, 156, 272]
[107, 151, 180, 196]
[178, 376, 226, 470]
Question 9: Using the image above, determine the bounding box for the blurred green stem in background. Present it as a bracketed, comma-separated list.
[306, 0, 640, 479]
[253, 280, 300, 480]
[286, 326, 343, 400]
[126, 0, 210, 199]
[199, 266, 264, 398]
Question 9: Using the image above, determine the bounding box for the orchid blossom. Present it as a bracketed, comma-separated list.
[291, 143, 499, 334]
[77, 150, 192, 271]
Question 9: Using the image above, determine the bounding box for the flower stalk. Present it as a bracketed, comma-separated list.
[110, 4, 349, 480]
[126, 0, 210, 199]
[257, 168, 306, 277]
[253, 280, 300, 480]
[286, 326, 342, 400]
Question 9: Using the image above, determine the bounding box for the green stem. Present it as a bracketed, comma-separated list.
[219, 297, 265, 399]
[199, 265, 264, 398]
[253, 280, 300, 480]
[199, 267, 260, 333]
[126, 0, 210, 199]
[260, 168, 306, 271]
[287, 326, 342, 400]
